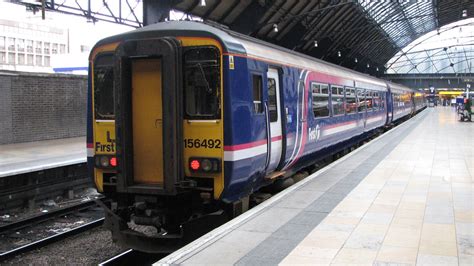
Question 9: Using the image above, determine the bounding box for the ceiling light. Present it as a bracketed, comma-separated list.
[314, 40, 318, 47]
[355, 58, 358, 63]
[367, 63, 370, 68]
[273, 24, 278, 33]
[338, 51, 341, 57]
[462, 9, 467, 17]
[376, 67, 379, 71]
[200, 0, 206, 7]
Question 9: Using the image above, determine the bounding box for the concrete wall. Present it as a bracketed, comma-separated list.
[0, 71, 87, 144]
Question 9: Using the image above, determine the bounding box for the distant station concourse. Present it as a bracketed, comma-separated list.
[158, 108, 473, 266]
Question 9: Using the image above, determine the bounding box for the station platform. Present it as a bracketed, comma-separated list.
[0, 137, 86, 178]
[158, 107, 473, 266]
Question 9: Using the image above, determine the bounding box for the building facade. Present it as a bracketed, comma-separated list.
[0, 18, 68, 73]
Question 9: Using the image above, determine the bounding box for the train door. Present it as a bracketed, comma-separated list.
[131, 59, 163, 184]
[115, 38, 183, 195]
[386, 89, 394, 124]
[266, 68, 283, 172]
[357, 89, 368, 129]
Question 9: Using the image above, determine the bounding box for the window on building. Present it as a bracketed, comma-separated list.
[312, 83, 330, 117]
[8, 53, 15, 64]
[27, 54, 33, 65]
[60, 44, 66, 54]
[35, 55, 42, 66]
[0, 52, 5, 63]
[345, 87, 358, 114]
[8, 38, 15, 51]
[252, 74, 263, 113]
[27, 40, 33, 53]
[44, 42, 50, 54]
[17, 39, 25, 52]
[35, 41, 42, 54]
[268, 78, 278, 122]
[331, 85, 345, 116]
[80, 45, 90, 53]
[0, 37, 5, 51]
[18, 54, 25, 65]
[44, 56, 50, 67]
[52, 43, 58, 54]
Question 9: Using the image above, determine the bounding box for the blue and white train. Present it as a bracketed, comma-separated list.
[88, 21, 425, 252]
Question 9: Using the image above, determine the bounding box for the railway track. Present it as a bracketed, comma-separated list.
[0, 199, 101, 233]
[0, 199, 105, 262]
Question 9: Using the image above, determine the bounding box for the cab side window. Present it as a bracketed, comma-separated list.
[252, 74, 263, 113]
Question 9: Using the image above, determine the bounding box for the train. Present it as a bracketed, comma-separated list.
[87, 21, 426, 252]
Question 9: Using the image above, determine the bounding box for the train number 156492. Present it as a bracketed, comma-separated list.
[183, 138, 221, 149]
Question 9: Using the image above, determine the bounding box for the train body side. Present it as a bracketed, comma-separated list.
[221, 53, 390, 202]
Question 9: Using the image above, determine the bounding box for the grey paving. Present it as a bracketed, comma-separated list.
[234, 111, 426, 265]
[158, 111, 431, 266]
[0, 137, 86, 177]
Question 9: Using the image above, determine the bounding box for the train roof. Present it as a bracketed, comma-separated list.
[385, 80, 414, 94]
[92, 21, 409, 92]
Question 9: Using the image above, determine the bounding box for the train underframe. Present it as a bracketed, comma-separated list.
[98, 189, 230, 253]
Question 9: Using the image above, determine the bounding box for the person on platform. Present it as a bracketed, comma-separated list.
[461, 96, 472, 121]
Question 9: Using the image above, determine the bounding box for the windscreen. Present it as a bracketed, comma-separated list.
[94, 54, 114, 120]
[183, 46, 220, 119]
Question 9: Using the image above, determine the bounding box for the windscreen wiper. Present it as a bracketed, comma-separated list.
[197, 63, 212, 93]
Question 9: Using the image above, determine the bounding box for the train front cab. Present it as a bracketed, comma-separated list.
[89, 42, 119, 195]
[91, 36, 226, 252]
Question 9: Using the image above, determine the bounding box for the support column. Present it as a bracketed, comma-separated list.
[143, 0, 172, 26]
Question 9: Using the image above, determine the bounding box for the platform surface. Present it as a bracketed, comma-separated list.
[0, 137, 86, 177]
[158, 107, 473, 266]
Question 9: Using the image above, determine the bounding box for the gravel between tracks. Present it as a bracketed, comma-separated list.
[1, 226, 126, 265]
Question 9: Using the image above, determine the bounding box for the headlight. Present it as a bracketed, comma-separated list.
[100, 156, 109, 167]
[201, 159, 212, 172]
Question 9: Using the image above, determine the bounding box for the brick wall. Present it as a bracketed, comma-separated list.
[0, 71, 87, 144]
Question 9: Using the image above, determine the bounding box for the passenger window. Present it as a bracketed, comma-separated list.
[252, 74, 263, 113]
[312, 83, 330, 118]
[357, 89, 366, 112]
[367, 91, 375, 111]
[380, 93, 385, 110]
[331, 85, 345, 116]
[345, 87, 357, 114]
[373, 92, 379, 111]
[94, 54, 114, 119]
[268, 78, 278, 122]
[184, 46, 220, 118]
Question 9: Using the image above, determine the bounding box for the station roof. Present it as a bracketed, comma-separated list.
[169, 0, 474, 76]
[13, 0, 473, 76]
